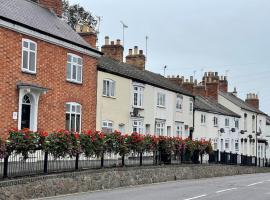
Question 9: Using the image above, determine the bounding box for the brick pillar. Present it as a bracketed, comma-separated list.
[39, 0, 63, 17]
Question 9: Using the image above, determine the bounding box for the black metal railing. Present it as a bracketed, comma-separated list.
[0, 150, 269, 180]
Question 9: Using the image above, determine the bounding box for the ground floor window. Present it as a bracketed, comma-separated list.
[225, 139, 230, 151]
[213, 138, 218, 150]
[132, 120, 144, 133]
[235, 140, 239, 152]
[65, 102, 81, 132]
[156, 121, 165, 136]
[175, 122, 183, 137]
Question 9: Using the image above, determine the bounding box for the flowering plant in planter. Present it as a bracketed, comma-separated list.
[80, 131, 105, 157]
[105, 131, 129, 156]
[7, 128, 42, 159]
[144, 135, 158, 152]
[126, 132, 145, 153]
[44, 130, 81, 158]
[171, 137, 184, 155]
[158, 136, 174, 154]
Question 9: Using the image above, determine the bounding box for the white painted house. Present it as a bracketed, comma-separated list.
[218, 91, 268, 158]
[96, 38, 194, 137]
[194, 96, 241, 153]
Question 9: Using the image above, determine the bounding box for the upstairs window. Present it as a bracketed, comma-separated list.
[133, 85, 144, 108]
[213, 116, 218, 127]
[252, 115, 255, 132]
[235, 119, 239, 129]
[102, 120, 113, 133]
[225, 118, 230, 127]
[157, 93, 166, 107]
[67, 53, 83, 83]
[103, 79, 115, 97]
[22, 39, 37, 73]
[189, 98, 193, 112]
[201, 114, 206, 124]
[244, 113, 247, 131]
[65, 102, 81, 133]
[176, 95, 183, 111]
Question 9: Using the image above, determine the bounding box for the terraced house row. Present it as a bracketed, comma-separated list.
[1, 0, 270, 159]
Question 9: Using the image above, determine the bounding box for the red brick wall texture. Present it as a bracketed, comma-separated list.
[0, 27, 97, 137]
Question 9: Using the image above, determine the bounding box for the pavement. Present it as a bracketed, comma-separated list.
[38, 173, 270, 200]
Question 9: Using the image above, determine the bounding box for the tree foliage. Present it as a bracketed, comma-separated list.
[62, 0, 98, 31]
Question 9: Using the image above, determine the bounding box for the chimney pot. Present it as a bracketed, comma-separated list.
[105, 36, 109, 45]
[116, 39, 121, 45]
[177, 75, 179, 78]
[134, 46, 138, 54]
[111, 41, 114, 45]
[139, 50, 143, 55]
[190, 76, 194, 83]
[128, 49, 133, 55]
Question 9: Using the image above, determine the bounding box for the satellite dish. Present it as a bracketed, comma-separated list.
[240, 130, 245, 134]
[231, 128, 236, 133]
[219, 128, 225, 133]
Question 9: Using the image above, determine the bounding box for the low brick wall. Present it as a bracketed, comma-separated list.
[1, 164, 270, 200]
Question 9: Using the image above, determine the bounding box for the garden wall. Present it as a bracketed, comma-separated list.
[1, 164, 270, 200]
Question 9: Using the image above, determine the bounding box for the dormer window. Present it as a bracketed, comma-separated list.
[66, 53, 83, 83]
[22, 39, 37, 74]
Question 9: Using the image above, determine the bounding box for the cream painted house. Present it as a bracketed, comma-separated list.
[96, 41, 194, 137]
[194, 96, 241, 153]
[218, 91, 268, 158]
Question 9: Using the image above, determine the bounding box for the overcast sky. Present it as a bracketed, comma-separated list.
[70, 0, 270, 114]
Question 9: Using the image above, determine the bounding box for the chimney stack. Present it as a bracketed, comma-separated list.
[232, 87, 237, 96]
[101, 36, 124, 62]
[77, 25, 97, 48]
[39, 0, 63, 17]
[245, 93, 259, 109]
[126, 46, 146, 70]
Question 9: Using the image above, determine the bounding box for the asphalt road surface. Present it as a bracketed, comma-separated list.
[39, 173, 270, 200]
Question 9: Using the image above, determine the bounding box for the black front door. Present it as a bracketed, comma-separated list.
[21, 104, 31, 129]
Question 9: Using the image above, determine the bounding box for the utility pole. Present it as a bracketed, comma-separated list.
[145, 36, 149, 62]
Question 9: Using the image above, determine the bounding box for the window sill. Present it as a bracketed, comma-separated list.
[66, 79, 83, 85]
[176, 110, 183, 113]
[132, 106, 144, 110]
[102, 95, 116, 99]
[157, 105, 166, 109]
[21, 69, 36, 75]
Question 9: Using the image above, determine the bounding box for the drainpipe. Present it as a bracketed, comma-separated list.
[255, 114, 258, 166]
[191, 96, 195, 140]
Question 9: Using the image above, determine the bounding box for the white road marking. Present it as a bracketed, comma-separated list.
[247, 181, 264, 187]
[183, 194, 207, 200]
[216, 188, 237, 193]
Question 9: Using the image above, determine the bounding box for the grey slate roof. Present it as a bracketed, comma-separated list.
[219, 91, 267, 115]
[195, 96, 241, 118]
[0, 0, 99, 53]
[98, 56, 193, 97]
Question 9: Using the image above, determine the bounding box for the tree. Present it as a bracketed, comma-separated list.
[62, 0, 98, 31]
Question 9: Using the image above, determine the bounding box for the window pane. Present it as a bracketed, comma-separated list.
[66, 63, 71, 79]
[103, 80, 107, 95]
[76, 114, 80, 132]
[65, 114, 70, 130]
[72, 105, 76, 112]
[134, 93, 138, 105]
[23, 41, 28, 48]
[72, 65, 77, 80]
[67, 55, 72, 62]
[71, 114, 75, 131]
[77, 66, 82, 82]
[30, 43, 36, 51]
[66, 104, 70, 112]
[73, 57, 77, 63]
[76, 105, 81, 113]
[29, 51, 36, 71]
[111, 81, 115, 96]
[106, 81, 110, 96]
[78, 58, 82, 65]
[23, 51, 28, 69]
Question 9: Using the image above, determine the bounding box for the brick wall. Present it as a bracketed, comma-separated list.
[0, 27, 97, 137]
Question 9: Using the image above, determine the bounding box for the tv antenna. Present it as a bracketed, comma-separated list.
[163, 65, 167, 76]
[120, 20, 128, 47]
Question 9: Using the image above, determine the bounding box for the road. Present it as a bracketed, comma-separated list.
[39, 173, 270, 200]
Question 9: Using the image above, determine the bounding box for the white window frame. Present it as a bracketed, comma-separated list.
[157, 92, 166, 107]
[175, 122, 183, 137]
[132, 120, 144, 134]
[133, 83, 144, 108]
[213, 138, 218, 150]
[235, 119, 239, 129]
[65, 102, 82, 133]
[21, 39, 37, 74]
[156, 121, 165, 136]
[225, 118, 230, 127]
[176, 95, 183, 112]
[235, 139, 239, 152]
[102, 79, 115, 97]
[213, 116, 218, 127]
[201, 114, 206, 125]
[102, 120, 114, 133]
[66, 53, 83, 83]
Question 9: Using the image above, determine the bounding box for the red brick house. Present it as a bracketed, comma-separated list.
[0, 0, 101, 136]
